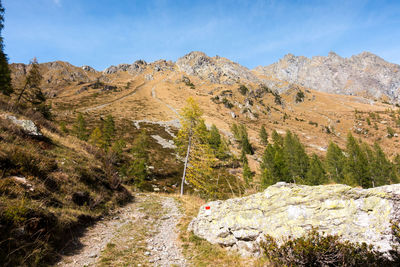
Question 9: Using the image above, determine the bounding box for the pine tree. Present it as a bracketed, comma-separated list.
[306, 154, 327, 185]
[0, 1, 12, 96]
[344, 133, 371, 188]
[394, 154, 400, 180]
[271, 130, 283, 149]
[208, 124, 222, 150]
[73, 113, 88, 141]
[239, 124, 254, 155]
[231, 123, 240, 141]
[242, 161, 253, 185]
[259, 125, 269, 146]
[370, 143, 396, 187]
[102, 115, 115, 147]
[128, 130, 150, 188]
[283, 130, 309, 183]
[325, 142, 345, 183]
[17, 58, 45, 105]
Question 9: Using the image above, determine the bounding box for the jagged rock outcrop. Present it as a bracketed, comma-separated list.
[103, 60, 147, 75]
[189, 182, 400, 257]
[176, 51, 261, 85]
[82, 65, 96, 72]
[254, 52, 400, 103]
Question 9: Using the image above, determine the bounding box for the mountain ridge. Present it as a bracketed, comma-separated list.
[10, 50, 400, 103]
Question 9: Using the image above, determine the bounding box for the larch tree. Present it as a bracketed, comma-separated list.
[259, 125, 269, 145]
[175, 97, 207, 195]
[73, 113, 88, 141]
[102, 114, 116, 148]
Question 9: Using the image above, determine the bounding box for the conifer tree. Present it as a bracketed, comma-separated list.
[208, 124, 222, 150]
[243, 161, 253, 185]
[0, 1, 12, 96]
[102, 114, 115, 147]
[283, 130, 309, 183]
[259, 125, 269, 145]
[394, 154, 400, 179]
[271, 130, 283, 149]
[370, 143, 396, 186]
[89, 127, 104, 148]
[325, 142, 345, 183]
[231, 123, 240, 141]
[344, 133, 371, 188]
[306, 154, 327, 185]
[17, 58, 45, 105]
[73, 113, 88, 141]
[239, 124, 254, 155]
[129, 130, 149, 187]
[175, 97, 211, 195]
[185, 140, 217, 196]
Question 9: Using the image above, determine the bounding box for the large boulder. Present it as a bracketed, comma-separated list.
[188, 182, 400, 257]
[5, 115, 42, 136]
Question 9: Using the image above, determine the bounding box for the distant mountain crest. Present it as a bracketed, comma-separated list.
[254, 51, 400, 102]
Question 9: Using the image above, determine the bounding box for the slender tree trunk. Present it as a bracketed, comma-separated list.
[180, 133, 192, 196]
[17, 83, 28, 103]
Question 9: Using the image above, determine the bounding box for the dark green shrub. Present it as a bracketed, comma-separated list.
[295, 90, 305, 103]
[238, 85, 248, 95]
[387, 126, 395, 138]
[222, 98, 233, 109]
[272, 91, 282, 105]
[261, 228, 398, 266]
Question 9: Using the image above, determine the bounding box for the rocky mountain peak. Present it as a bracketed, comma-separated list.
[176, 51, 260, 85]
[254, 51, 400, 103]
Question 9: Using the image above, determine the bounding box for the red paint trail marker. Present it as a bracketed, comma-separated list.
[205, 206, 210, 210]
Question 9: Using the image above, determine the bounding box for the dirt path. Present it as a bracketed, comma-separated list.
[147, 196, 187, 266]
[57, 194, 187, 267]
[82, 82, 145, 112]
[151, 86, 180, 117]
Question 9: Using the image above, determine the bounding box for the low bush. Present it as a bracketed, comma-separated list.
[261, 228, 400, 266]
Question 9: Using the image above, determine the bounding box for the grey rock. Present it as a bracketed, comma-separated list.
[189, 182, 400, 257]
[82, 65, 96, 72]
[254, 51, 400, 103]
[176, 51, 261, 85]
[5, 115, 42, 136]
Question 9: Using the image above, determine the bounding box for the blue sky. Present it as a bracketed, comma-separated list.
[3, 0, 400, 70]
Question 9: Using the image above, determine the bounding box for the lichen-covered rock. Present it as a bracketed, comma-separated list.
[5, 115, 42, 136]
[188, 182, 400, 257]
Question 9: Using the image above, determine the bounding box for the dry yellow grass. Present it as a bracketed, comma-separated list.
[174, 193, 270, 267]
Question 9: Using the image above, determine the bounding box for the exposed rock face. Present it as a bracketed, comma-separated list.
[103, 60, 148, 75]
[82, 65, 96, 72]
[189, 182, 400, 257]
[176, 51, 260, 85]
[4, 115, 42, 136]
[254, 52, 400, 103]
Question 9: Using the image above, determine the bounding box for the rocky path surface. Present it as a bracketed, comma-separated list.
[147, 196, 187, 266]
[57, 194, 187, 266]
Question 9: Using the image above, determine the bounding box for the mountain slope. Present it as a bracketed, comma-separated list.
[254, 51, 400, 103]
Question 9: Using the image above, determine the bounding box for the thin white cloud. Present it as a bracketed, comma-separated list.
[53, 0, 61, 6]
